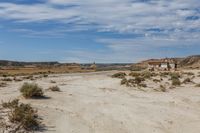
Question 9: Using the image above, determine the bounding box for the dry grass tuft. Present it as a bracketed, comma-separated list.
[20, 83, 44, 99]
[129, 72, 141, 77]
[112, 72, 126, 79]
[182, 78, 192, 84]
[195, 84, 200, 87]
[48, 86, 60, 92]
[0, 82, 7, 87]
[0, 99, 41, 132]
[172, 78, 181, 86]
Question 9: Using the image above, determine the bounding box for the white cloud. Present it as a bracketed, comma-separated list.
[0, 0, 199, 40]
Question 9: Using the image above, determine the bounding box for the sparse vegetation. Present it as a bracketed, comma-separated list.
[111, 72, 126, 79]
[1, 99, 41, 132]
[0, 82, 7, 87]
[170, 73, 181, 80]
[154, 85, 166, 92]
[50, 80, 56, 83]
[172, 78, 181, 86]
[141, 71, 152, 79]
[121, 78, 128, 85]
[129, 72, 141, 77]
[43, 74, 48, 78]
[160, 72, 170, 77]
[121, 76, 147, 88]
[48, 86, 60, 92]
[138, 83, 147, 88]
[195, 84, 200, 87]
[153, 79, 161, 83]
[2, 78, 13, 81]
[182, 78, 192, 84]
[183, 72, 194, 76]
[20, 83, 44, 98]
[134, 76, 145, 84]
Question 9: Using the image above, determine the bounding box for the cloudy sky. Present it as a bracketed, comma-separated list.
[0, 0, 199, 63]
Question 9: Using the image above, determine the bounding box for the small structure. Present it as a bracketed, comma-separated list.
[148, 59, 177, 71]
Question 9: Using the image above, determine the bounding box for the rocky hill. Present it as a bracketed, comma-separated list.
[179, 55, 200, 68]
[135, 55, 200, 69]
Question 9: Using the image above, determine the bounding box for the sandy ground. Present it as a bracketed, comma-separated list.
[1, 70, 200, 133]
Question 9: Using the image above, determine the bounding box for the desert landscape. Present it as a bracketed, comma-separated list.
[0, 0, 200, 132]
[0, 66, 200, 133]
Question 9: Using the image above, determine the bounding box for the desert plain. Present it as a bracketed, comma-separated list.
[0, 70, 200, 133]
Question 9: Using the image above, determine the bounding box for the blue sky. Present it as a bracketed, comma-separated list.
[0, 0, 200, 63]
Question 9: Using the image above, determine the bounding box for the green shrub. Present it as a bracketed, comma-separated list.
[135, 76, 145, 84]
[182, 78, 192, 84]
[48, 86, 60, 92]
[170, 73, 181, 80]
[111, 72, 126, 79]
[138, 83, 147, 88]
[129, 72, 141, 77]
[160, 72, 170, 77]
[20, 83, 44, 98]
[1, 99, 41, 131]
[172, 78, 181, 86]
[121, 78, 128, 85]
[141, 71, 152, 79]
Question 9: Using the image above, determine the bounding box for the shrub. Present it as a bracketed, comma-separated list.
[141, 71, 152, 79]
[182, 78, 192, 84]
[124, 79, 135, 87]
[50, 80, 56, 83]
[154, 85, 166, 92]
[195, 84, 200, 87]
[1, 99, 41, 131]
[20, 83, 44, 98]
[170, 73, 181, 80]
[160, 85, 166, 92]
[111, 72, 126, 79]
[0, 82, 7, 87]
[129, 72, 141, 77]
[160, 72, 170, 77]
[153, 79, 161, 83]
[2, 74, 8, 77]
[48, 86, 60, 92]
[121, 78, 128, 85]
[13, 77, 22, 82]
[135, 76, 145, 84]
[172, 78, 181, 86]
[43, 74, 48, 78]
[183, 72, 194, 76]
[2, 78, 12, 81]
[138, 83, 147, 88]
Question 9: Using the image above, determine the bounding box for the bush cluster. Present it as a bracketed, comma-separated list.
[1, 99, 41, 131]
[112, 72, 126, 79]
[20, 83, 44, 98]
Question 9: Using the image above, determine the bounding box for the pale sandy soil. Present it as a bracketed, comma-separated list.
[1, 70, 200, 133]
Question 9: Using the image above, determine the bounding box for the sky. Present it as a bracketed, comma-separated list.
[0, 0, 200, 63]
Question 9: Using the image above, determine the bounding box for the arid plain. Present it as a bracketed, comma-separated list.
[1, 70, 200, 133]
